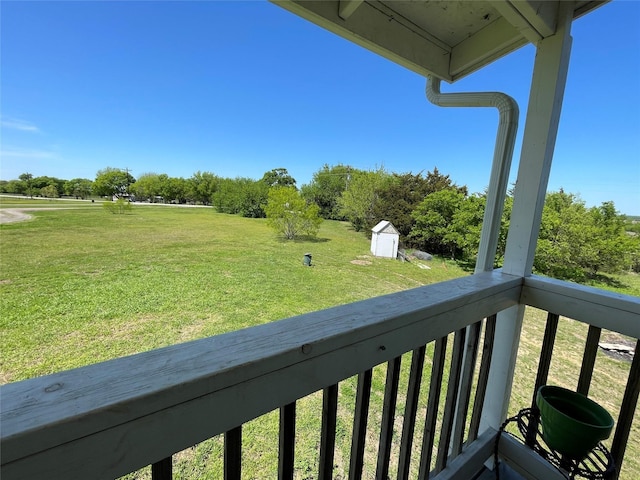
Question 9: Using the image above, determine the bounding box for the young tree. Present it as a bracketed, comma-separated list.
[265, 186, 322, 239]
[103, 197, 133, 214]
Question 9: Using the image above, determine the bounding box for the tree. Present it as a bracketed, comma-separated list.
[261, 168, 296, 188]
[130, 173, 164, 202]
[301, 164, 356, 220]
[93, 168, 135, 198]
[372, 169, 467, 241]
[534, 192, 636, 281]
[3, 179, 25, 194]
[338, 168, 391, 232]
[19, 173, 34, 197]
[103, 197, 133, 214]
[40, 184, 59, 198]
[162, 176, 188, 204]
[238, 180, 269, 218]
[424, 167, 467, 196]
[410, 188, 466, 259]
[187, 171, 219, 205]
[32, 176, 65, 194]
[265, 186, 322, 239]
[64, 178, 93, 199]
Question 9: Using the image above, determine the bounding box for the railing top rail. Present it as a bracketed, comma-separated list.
[521, 275, 640, 339]
[1, 271, 521, 478]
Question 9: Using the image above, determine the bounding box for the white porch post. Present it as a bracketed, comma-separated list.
[480, 2, 574, 433]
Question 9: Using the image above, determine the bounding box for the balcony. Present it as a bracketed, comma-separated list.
[2, 1, 638, 479]
[2, 271, 638, 479]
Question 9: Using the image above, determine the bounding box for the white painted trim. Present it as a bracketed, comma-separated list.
[511, 0, 558, 37]
[481, 1, 574, 435]
[498, 433, 568, 480]
[338, 0, 363, 20]
[450, 16, 527, 79]
[490, 1, 544, 44]
[431, 428, 497, 480]
[490, 1, 559, 44]
[502, 4, 574, 278]
[522, 275, 640, 339]
[272, 0, 452, 80]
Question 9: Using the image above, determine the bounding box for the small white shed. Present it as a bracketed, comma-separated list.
[370, 220, 399, 259]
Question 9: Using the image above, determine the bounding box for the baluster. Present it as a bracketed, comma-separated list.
[224, 427, 242, 480]
[435, 328, 466, 473]
[397, 345, 427, 480]
[376, 356, 402, 480]
[468, 314, 497, 443]
[527, 312, 559, 447]
[279, 402, 296, 480]
[349, 369, 372, 480]
[418, 336, 447, 479]
[319, 384, 339, 480]
[151, 457, 172, 480]
[577, 325, 602, 396]
[451, 320, 482, 457]
[610, 338, 640, 479]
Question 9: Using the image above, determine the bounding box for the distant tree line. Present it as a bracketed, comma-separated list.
[0, 173, 94, 199]
[2, 164, 638, 281]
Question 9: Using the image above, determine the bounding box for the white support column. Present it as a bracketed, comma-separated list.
[480, 1, 574, 433]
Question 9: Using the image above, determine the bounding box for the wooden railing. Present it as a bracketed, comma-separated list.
[498, 275, 640, 480]
[1, 271, 521, 479]
[2, 272, 638, 479]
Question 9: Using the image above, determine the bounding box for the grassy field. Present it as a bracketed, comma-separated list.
[1, 196, 638, 479]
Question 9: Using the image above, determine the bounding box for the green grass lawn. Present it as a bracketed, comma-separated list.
[1, 197, 638, 479]
[0, 200, 462, 382]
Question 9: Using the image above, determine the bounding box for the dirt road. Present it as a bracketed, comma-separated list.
[0, 208, 83, 224]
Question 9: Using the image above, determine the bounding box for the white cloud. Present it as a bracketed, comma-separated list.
[0, 147, 56, 159]
[1, 118, 40, 133]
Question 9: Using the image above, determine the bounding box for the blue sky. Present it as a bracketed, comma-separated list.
[1, 1, 639, 214]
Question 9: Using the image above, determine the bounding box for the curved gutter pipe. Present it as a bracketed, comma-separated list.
[426, 77, 519, 452]
[425, 76, 519, 273]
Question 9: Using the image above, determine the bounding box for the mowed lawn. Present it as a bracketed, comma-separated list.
[0, 199, 462, 382]
[1, 197, 638, 479]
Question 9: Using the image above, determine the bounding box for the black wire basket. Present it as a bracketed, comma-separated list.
[495, 408, 616, 479]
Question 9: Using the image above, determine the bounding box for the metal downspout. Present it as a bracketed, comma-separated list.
[425, 76, 519, 273]
[424, 77, 519, 462]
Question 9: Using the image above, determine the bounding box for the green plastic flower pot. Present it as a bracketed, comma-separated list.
[536, 385, 614, 459]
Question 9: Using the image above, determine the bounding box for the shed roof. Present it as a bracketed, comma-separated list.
[273, 1, 605, 82]
[372, 220, 399, 235]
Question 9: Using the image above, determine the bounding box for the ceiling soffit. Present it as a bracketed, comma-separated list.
[272, 0, 606, 82]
